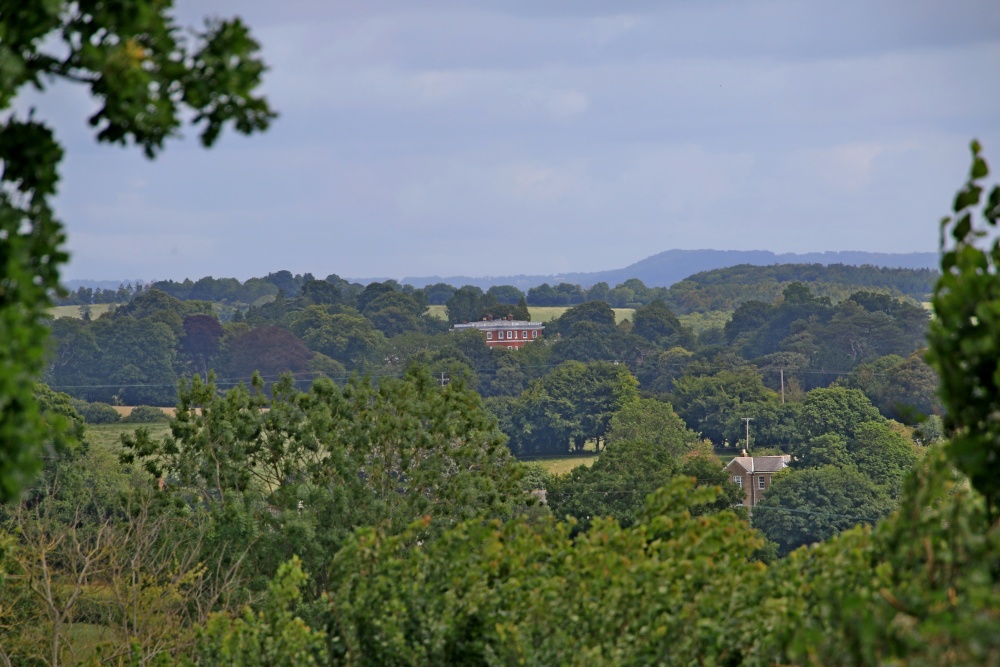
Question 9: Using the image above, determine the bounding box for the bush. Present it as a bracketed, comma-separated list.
[69, 399, 121, 424]
[124, 405, 170, 423]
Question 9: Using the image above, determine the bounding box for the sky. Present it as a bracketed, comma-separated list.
[21, 0, 1000, 282]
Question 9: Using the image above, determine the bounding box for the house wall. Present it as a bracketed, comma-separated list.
[726, 466, 774, 507]
[483, 327, 542, 349]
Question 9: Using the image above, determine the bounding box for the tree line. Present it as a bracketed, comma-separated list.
[4, 1, 997, 662]
[67, 262, 936, 316]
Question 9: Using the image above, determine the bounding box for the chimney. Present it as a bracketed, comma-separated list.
[741, 448, 748, 457]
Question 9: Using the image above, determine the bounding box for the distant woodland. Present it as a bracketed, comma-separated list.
[5, 0, 996, 660]
[46, 263, 937, 444]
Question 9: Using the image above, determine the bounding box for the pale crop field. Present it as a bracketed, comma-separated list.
[533, 453, 598, 475]
[48, 304, 114, 319]
[111, 406, 179, 417]
[427, 304, 634, 324]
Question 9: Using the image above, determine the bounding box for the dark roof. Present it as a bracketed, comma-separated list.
[725, 455, 790, 474]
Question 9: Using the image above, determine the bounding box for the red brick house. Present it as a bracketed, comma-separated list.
[452, 316, 545, 350]
[724, 454, 791, 508]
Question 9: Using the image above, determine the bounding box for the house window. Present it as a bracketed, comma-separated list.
[532, 330, 538, 338]
[507, 330, 513, 339]
[508, 345, 514, 350]
[522, 330, 527, 338]
[487, 332, 493, 340]
[733, 476, 743, 488]
[758, 476, 766, 490]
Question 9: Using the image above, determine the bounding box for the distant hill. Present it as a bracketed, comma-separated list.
[397, 250, 938, 290]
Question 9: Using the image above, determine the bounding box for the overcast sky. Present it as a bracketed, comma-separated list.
[24, 0, 1000, 282]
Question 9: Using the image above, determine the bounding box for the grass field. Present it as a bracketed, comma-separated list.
[86, 422, 172, 451]
[48, 303, 114, 319]
[531, 453, 598, 475]
[427, 304, 634, 324]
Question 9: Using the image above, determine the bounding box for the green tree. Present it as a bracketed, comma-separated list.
[0, 0, 274, 500]
[507, 361, 639, 455]
[88, 316, 179, 405]
[585, 281, 611, 302]
[631, 300, 692, 348]
[303, 313, 384, 370]
[798, 386, 884, 441]
[320, 478, 762, 666]
[605, 397, 699, 458]
[849, 420, 919, 495]
[547, 300, 617, 337]
[753, 466, 892, 556]
[722, 400, 801, 451]
[925, 140, 1000, 516]
[300, 279, 343, 307]
[189, 558, 327, 667]
[114, 288, 212, 335]
[486, 285, 525, 305]
[44, 317, 100, 391]
[422, 282, 455, 305]
[123, 367, 525, 594]
[790, 433, 856, 470]
[670, 367, 777, 444]
[445, 285, 485, 323]
[547, 438, 682, 531]
[874, 351, 940, 423]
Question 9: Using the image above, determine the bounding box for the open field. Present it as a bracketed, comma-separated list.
[86, 422, 172, 451]
[111, 405, 179, 417]
[531, 453, 598, 475]
[48, 304, 114, 319]
[427, 304, 634, 324]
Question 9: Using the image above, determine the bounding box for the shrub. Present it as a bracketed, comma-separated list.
[124, 406, 170, 423]
[69, 399, 121, 424]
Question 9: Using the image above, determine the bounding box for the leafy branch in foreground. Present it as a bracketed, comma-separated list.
[0, 0, 275, 501]
[926, 139, 1000, 518]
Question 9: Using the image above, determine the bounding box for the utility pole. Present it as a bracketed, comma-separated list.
[742, 417, 754, 454]
[780, 368, 785, 404]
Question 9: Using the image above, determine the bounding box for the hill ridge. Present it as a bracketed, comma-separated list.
[393, 249, 938, 290]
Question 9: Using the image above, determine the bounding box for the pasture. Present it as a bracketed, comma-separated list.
[532, 453, 598, 475]
[86, 422, 172, 451]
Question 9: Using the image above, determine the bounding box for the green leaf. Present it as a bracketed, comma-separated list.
[985, 185, 1000, 224]
[971, 157, 989, 180]
[952, 213, 973, 242]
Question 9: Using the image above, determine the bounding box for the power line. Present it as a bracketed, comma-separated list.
[45, 355, 914, 391]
